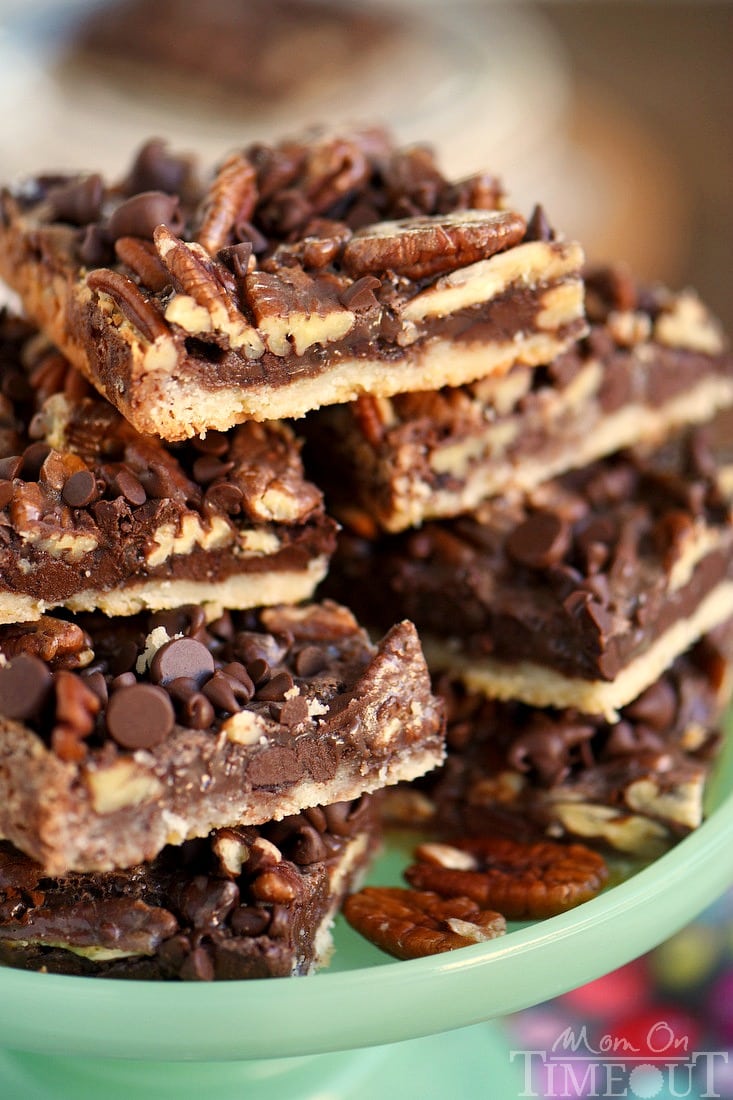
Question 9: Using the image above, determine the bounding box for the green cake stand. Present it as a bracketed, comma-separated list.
[0, 732, 731, 1100]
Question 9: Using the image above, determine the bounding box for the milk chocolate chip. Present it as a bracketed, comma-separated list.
[506, 512, 570, 569]
[0, 654, 53, 721]
[150, 637, 215, 689]
[106, 683, 175, 748]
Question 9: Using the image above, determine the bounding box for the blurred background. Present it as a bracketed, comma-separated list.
[0, 2, 731, 1095]
[0, 0, 730, 328]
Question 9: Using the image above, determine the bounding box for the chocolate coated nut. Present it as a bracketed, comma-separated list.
[150, 637, 215, 689]
[105, 683, 175, 749]
[0, 654, 53, 720]
[343, 886, 506, 959]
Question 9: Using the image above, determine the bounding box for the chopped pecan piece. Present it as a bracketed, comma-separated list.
[343, 886, 505, 959]
[405, 836, 608, 919]
[342, 210, 527, 280]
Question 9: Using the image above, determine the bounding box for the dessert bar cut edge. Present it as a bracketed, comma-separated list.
[423, 579, 733, 721]
[324, 368, 733, 534]
[0, 560, 330, 625]
[0, 198, 587, 438]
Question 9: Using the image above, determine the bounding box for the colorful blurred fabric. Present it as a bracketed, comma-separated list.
[506, 885, 733, 1099]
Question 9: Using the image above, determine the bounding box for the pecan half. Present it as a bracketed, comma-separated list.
[343, 886, 506, 959]
[154, 226, 264, 355]
[0, 617, 93, 670]
[195, 152, 258, 256]
[114, 236, 171, 293]
[405, 836, 608, 919]
[87, 269, 169, 343]
[342, 210, 527, 280]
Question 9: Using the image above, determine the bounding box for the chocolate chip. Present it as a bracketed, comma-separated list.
[150, 637, 215, 689]
[106, 683, 175, 749]
[322, 801, 358, 837]
[191, 431, 230, 457]
[523, 204, 554, 243]
[192, 455, 235, 484]
[273, 695, 309, 727]
[506, 512, 570, 569]
[111, 671, 137, 691]
[21, 442, 52, 481]
[0, 480, 13, 509]
[106, 191, 183, 243]
[0, 654, 53, 721]
[247, 746, 303, 787]
[234, 220, 268, 254]
[113, 468, 147, 506]
[107, 639, 140, 677]
[231, 905, 270, 936]
[256, 670, 295, 702]
[179, 876, 239, 928]
[294, 645, 326, 678]
[62, 468, 98, 508]
[203, 482, 242, 514]
[217, 241, 253, 278]
[124, 138, 192, 197]
[287, 825, 327, 865]
[165, 676, 199, 701]
[220, 662, 254, 699]
[180, 945, 214, 982]
[624, 678, 677, 731]
[47, 174, 104, 226]
[302, 805, 327, 832]
[339, 275, 381, 311]
[82, 669, 108, 706]
[78, 223, 112, 266]
[202, 670, 249, 713]
[246, 658, 270, 686]
[180, 692, 215, 730]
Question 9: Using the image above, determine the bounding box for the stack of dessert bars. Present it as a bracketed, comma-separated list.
[0, 128, 729, 978]
[313, 250, 733, 861]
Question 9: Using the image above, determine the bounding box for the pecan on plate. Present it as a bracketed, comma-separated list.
[405, 836, 608, 920]
[343, 886, 505, 959]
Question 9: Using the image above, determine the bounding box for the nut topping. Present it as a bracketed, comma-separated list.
[405, 836, 608, 919]
[343, 886, 506, 959]
[154, 225, 264, 355]
[342, 210, 527, 280]
[194, 152, 258, 256]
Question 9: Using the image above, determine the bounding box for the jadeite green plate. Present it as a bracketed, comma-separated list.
[0, 730, 731, 1099]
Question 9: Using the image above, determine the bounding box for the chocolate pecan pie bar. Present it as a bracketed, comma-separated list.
[0, 795, 378, 979]
[0, 131, 586, 440]
[0, 601, 444, 873]
[304, 265, 733, 533]
[0, 312, 335, 622]
[326, 422, 733, 719]
[389, 634, 732, 858]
